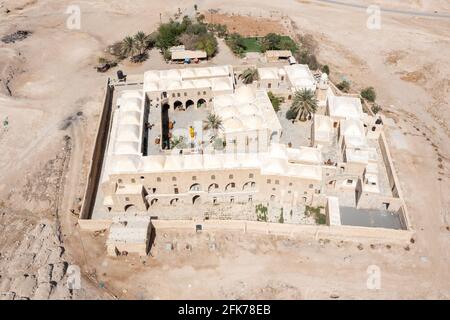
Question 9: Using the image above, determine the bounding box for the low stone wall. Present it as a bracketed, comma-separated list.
[78, 219, 111, 232]
[151, 219, 414, 244]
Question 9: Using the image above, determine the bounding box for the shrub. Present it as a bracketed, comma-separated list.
[295, 50, 319, 70]
[268, 91, 282, 112]
[226, 33, 246, 55]
[195, 33, 218, 57]
[321, 65, 330, 75]
[336, 80, 351, 93]
[371, 104, 382, 114]
[286, 108, 297, 120]
[361, 87, 376, 102]
[278, 209, 284, 224]
[256, 204, 268, 222]
[260, 33, 298, 53]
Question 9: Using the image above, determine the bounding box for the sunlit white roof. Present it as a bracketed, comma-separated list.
[110, 155, 140, 173]
[114, 141, 140, 155]
[143, 65, 233, 93]
[117, 124, 140, 142]
[313, 114, 333, 143]
[120, 111, 141, 126]
[284, 64, 317, 91]
[328, 96, 363, 119]
[287, 146, 323, 164]
[258, 67, 279, 80]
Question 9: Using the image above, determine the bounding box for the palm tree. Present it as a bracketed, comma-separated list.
[203, 113, 223, 138]
[120, 36, 136, 58]
[239, 68, 258, 84]
[289, 89, 318, 121]
[133, 31, 149, 56]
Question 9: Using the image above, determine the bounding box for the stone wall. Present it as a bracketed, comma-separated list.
[79, 80, 114, 220]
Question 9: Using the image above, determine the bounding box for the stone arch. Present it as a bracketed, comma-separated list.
[124, 204, 137, 212]
[190, 183, 201, 192]
[186, 99, 195, 109]
[197, 98, 207, 108]
[174, 100, 183, 110]
[270, 195, 276, 201]
[243, 181, 256, 191]
[225, 182, 236, 192]
[192, 195, 201, 205]
[208, 183, 219, 193]
[150, 198, 159, 206]
[170, 198, 179, 206]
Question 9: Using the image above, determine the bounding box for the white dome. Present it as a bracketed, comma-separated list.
[121, 98, 142, 112]
[212, 78, 232, 91]
[235, 86, 254, 103]
[120, 111, 141, 125]
[166, 80, 182, 90]
[114, 141, 139, 154]
[111, 155, 140, 173]
[224, 117, 244, 131]
[214, 94, 234, 107]
[195, 67, 211, 77]
[239, 103, 259, 116]
[269, 143, 288, 159]
[242, 115, 264, 130]
[262, 158, 287, 174]
[180, 68, 196, 78]
[218, 106, 238, 119]
[117, 124, 140, 142]
[144, 71, 161, 82]
[140, 156, 165, 172]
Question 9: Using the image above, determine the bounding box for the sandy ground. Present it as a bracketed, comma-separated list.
[0, 0, 449, 299]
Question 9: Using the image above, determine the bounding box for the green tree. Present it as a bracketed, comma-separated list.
[120, 36, 136, 58]
[289, 89, 318, 121]
[195, 33, 218, 57]
[321, 65, 330, 75]
[336, 80, 351, 93]
[203, 113, 223, 138]
[133, 31, 150, 56]
[268, 91, 281, 112]
[239, 68, 258, 84]
[226, 33, 246, 55]
[361, 87, 376, 102]
[296, 50, 319, 70]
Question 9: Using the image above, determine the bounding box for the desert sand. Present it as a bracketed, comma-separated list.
[0, 0, 449, 299]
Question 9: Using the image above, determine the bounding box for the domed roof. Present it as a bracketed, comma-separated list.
[166, 79, 182, 90]
[212, 78, 232, 91]
[120, 111, 141, 125]
[144, 71, 160, 82]
[121, 98, 142, 112]
[214, 94, 234, 107]
[140, 156, 165, 172]
[117, 124, 140, 142]
[114, 141, 139, 154]
[242, 115, 264, 130]
[111, 155, 140, 173]
[224, 117, 244, 131]
[235, 86, 254, 103]
[239, 103, 259, 116]
[218, 106, 238, 119]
